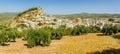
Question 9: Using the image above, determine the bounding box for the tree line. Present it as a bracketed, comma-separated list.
[0, 24, 119, 48]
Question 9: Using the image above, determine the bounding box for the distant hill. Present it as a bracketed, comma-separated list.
[54, 13, 120, 19]
[0, 13, 18, 22]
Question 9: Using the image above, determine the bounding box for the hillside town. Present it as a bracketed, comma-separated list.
[1, 0, 120, 54]
[10, 7, 120, 30]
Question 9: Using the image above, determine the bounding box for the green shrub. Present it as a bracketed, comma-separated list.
[0, 24, 7, 30]
[51, 29, 63, 39]
[58, 25, 67, 36]
[71, 25, 88, 36]
[0, 30, 8, 45]
[6, 28, 17, 42]
[65, 28, 72, 35]
[113, 25, 118, 34]
[21, 30, 28, 40]
[88, 26, 101, 33]
[40, 30, 51, 46]
[101, 24, 118, 35]
[27, 35, 36, 48]
[0, 27, 22, 45]
[26, 28, 51, 48]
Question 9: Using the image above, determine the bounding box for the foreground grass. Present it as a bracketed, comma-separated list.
[56, 33, 120, 54]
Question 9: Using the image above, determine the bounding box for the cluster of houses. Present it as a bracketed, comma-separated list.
[10, 7, 120, 29]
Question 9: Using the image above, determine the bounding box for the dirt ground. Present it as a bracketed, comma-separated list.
[0, 37, 67, 54]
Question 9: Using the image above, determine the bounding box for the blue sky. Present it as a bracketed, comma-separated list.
[0, 0, 120, 15]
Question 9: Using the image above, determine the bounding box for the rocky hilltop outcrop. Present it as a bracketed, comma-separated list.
[10, 7, 55, 29]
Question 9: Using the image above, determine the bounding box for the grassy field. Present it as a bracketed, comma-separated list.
[56, 33, 120, 54]
[0, 33, 120, 54]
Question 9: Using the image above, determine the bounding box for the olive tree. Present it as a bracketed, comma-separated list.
[26, 28, 51, 48]
[0, 30, 8, 45]
[101, 24, 118, 35]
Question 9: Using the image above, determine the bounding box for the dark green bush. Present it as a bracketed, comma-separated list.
[0, 30, 8, 45]
[0, 27, 22, 45]
[58, 25, 67, 36]
[0, 24, 7, 30]
[65, 28, 72, 35]
[71, 25, 88, 36]
[51, 29, 63, 40]
[101, 24, 118, 35]
[40, 30, 51, 46]
[88, 25, 101, 33]
[5, 28, 18, 42]
[26, 28, 51, 48]
[113, 25, 118, 34]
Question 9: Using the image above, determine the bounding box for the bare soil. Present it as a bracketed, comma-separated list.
[0, 37, 67, 54]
